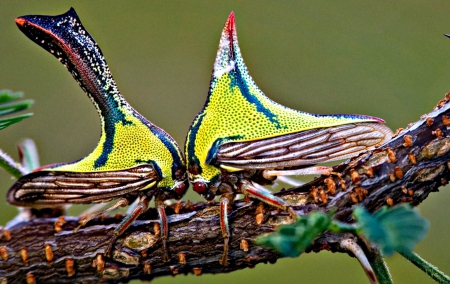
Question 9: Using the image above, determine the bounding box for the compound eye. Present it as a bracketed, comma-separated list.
[193, 182, 207, 195]
[174, 180, 189, 196]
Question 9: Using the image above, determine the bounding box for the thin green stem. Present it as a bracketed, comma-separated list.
[399, 251, 450, 284]
[329, 220, 358, 233]
[361, 242, 393, 284]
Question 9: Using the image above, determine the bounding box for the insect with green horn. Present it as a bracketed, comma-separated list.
[8, 8, 188, 260]
[185, 12, 393, 265]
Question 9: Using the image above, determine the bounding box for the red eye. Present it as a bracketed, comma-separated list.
[193, 182, 207, 194]
[174, 181, 188, 196]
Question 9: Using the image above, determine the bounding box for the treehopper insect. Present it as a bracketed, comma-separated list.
[185, 12, 393, 265]
[8, 8, 188, 260]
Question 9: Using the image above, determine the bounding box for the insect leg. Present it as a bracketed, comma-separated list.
[156, 200, 170, 262]
[275, 176, 305, 187]
[239, 180, 296, 218]
[219, 194, 231, 266]
[75, 197, 130, 232]
[340, 239, 376, 284]
[262, 166, 332, 179]
[104, 196, 150, 257]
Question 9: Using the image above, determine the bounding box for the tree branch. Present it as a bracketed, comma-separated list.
[1, 94, 450, 283]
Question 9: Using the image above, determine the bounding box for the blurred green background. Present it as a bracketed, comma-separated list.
[1, 1, 450, 283]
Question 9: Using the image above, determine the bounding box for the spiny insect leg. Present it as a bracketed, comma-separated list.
[219, 194, 231, 266]
[156, 200, 170, 262]
[104, 196, 150, 257]
[240, 180, 296, 218]
[262, 166, 333, 179]
[75, 197, 130, 233]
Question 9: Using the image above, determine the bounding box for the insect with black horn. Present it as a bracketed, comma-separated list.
[8, 8, 188, 260]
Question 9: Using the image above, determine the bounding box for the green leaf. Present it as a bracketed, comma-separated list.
[0, 113, 33, 130]
[256, 211, 331, 257]
[0, 90, 33, 130]
[0, 89, 23, 103]
[354, 204, 430, 257]
[0, 100, 34, 116]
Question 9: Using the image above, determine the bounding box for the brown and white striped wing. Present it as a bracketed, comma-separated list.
[216, 123, 393, 170]
[7, 164, 159, 207]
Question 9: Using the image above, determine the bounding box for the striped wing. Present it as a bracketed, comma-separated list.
[215, 123, 392, 170]
[7, 164, 159, 207]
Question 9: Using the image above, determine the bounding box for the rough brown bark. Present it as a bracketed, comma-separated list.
[1, 94, 450, 283]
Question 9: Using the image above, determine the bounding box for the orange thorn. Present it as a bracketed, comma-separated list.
[26, 272, 36, 284]
[178, 252, 187, 265]
[339, 180, 346, 191]
[255, 204, 265, 225]
[403, 135, 413, 147]
[389, 173, 396, 182]
[445, 93, 450, 101]
[385, 197, 394, 207]
[174, 202, 182, 214]
[362, 188, 368, 197]
[350, 192, 359, 204]
[0, 246, 8, 261]
[170, 265, 179, 275]
[350, 169, 360, 184]
[324, 177, 336, 195]
[365, 167, 374, 178]
[401, 186, 408, 194]
[54, 216, 66, 233]
[394, 166, 404, 179]
[443, 115, 450, 127]
[310, 186, 319, 203]
[66, 258, 75, 277]
[240, 239, 249, 252]
[319, 189, 328, 204]
[408, 189, 414, 197]
[153, 223, 161, 237]
[426, 117, 434, 126]
[432, 128, 443, 137]
[44, 243, 54, 264]
[408, 152, 417, 165]
[193, 267, 202, 276]
[143, 261, 152, 274]
[392, 128, 404, 137]
[2, 230, 11, 241]
[92, 254, 105, 273]
[387, 148, 396, 163]
[354, 187, 364, 202]
[20, 247, 29, 266]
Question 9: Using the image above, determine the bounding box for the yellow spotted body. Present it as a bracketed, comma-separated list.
[185, 13, 385, 184]
[50, 104, 181, 190]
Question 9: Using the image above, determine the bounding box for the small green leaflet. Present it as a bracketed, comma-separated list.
[354, 204, 430, 257]
[257, 204, 429, 258]
[256, 211, 331, 257]
[0, 90, 33, 130]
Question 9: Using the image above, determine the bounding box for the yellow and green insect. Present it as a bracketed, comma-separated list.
[185, 12, 393, 265]
[7, 8, 188, 259]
